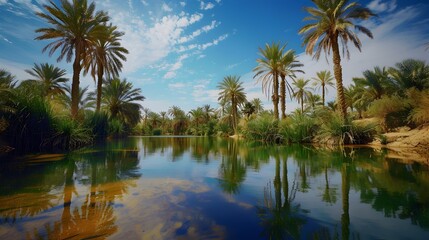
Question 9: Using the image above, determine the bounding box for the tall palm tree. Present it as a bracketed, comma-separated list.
[35, 0, 109, 118]
[24, 63, 68, 99]
[168, 105, 187, 135]
[83, 24, 128, 112]
[254, 43, 284, 119]
[293, 78, 311, 113]
[102, 78, 145, 126]
[279, 49, 304, 119]
[251, 98, 264, 114]
[389, 59, 429, 93]
[61, 85, 94, 112]
[312, 70, 334, 106]
[299, 0, 375, 120]
[202, 104, 214, 122]
[217, 75, 247, 133]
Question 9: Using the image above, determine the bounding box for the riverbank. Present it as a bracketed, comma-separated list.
[369, 123, 429, 165]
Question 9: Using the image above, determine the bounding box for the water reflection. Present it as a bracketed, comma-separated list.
[1, 137, 429, 239]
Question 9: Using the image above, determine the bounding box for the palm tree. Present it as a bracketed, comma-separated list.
[168, 106, 187, 135]
[254, 43, 284, 119]
[83, 24, 128, 112]
[352, 66, 391, 101]
[299, 0, 375, 120]
[251, 98, 264, 114]
[35, 0, 109, 118]
[306, 93, 323, 111]
[24, 63, 68, 99]
[217, 75, 247, 133]
[389, 59, 429, 93]
[293, 78, 311, 113]
[0, 69, 16, 92]
[241, 102, 256, 118]
[312, 70, 334, 106]
[188, 107, 204, 130]
[102, 78, 145, 126]
[279, 49, 304, 119]
[202, 104, 214, 122]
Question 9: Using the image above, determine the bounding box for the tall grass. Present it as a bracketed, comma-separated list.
[280, 112, 317, 143]
[242, 114, 282, 143]
[46, 117, 93, 150]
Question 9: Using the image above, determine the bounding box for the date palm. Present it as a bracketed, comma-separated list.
[279, 49, 304, 119]
[352, 66, 391, 101]
[251, 98, 264, 114]
[293, 78, 311, 113]
[299, 0, 375, 120]
[218, 75, 247, 133]
[25, 63, 68, 99]
[35, 0, 109, 118]
[83, 24, 128, 112]
[102, 78, 145, 126]
[254, 43, 284, 119]
[312, 70, 335, 106]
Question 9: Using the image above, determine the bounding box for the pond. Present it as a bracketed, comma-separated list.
[1, 137, 428, 239]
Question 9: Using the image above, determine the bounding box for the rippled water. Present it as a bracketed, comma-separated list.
[1, 137, 428, 239]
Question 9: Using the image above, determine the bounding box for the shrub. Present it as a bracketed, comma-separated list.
[152, 128, 162, 136]
[47, 117, 93, 150]
[315, 112, 376, 145]
[108, 118, 125, 138]
[280, 112, 317, 143]
[368, 95, 409, 131]
[84, 111, 109, 139]
[407, 89, 429, 126]
[242, 114, 282, 143]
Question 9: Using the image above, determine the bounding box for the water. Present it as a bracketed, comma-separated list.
[0, 137, 428, 239]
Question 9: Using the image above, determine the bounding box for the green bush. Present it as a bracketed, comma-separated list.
[47, 117, 93, 150]
[242, 114, 282, 143]
[315, 112, 376, 145]
[84, 111, 109, 139]
[152, 128, 162, 136]
[280, 113, 317, 143]
[108, 118, 125, 138]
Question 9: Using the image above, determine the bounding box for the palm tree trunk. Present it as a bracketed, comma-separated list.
[96, 65, 104, 112]
[71, 45, 82, 119]
[232, 98, 237, 134]
[331, 36, 348, 120]
[280, 74, 286, 119]
[322, 83, 325, 106]
[273, 73, 279, 120]
[301, 96, 304, 113]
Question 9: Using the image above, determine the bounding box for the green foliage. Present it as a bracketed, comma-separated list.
[407, 89, 429, 125]
[315, 112, 376, 145]
[280, 113, 317, 143]
[84, 111, 109, 139]
[216, 122, 232, 137]
[243, 114, 282, 143]
[152, 128, 162, 136]
[48, 117, 93, 150]
[368, 95, 409, 131]
[108, 118, 125, 138]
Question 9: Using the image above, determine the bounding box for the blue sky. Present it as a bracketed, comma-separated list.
[1, 0, 428, 113]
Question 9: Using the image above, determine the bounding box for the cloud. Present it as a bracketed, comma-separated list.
[199, 34, 228, 50]
[162, 3, 172, 12]
[177, 20, 218, 44]
[367, 0, 397, 13]
[163, 54, 189, 79]
[200, 1, 215, 10]
[0, 34, 12, 43]
[140, 0, 148, 6]
[180, 2, 186, 7]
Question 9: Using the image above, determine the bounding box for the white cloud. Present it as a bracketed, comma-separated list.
[162, 3, 172, 12]
[163, 54, 189, 79]
[215, 0, 221, 3]
[200, 34, 228, 50]
[13, 0, 43, 12]
[177, 20, 218, 44]
[0, 34, 12, 44]
[180, 2, 186, 7]
[192, 79, 219, 103]
[0, 0, 8, 4]
[140, 0, 148, 6]
[200, 1, 215, 10]
[367, 0, 397, 13]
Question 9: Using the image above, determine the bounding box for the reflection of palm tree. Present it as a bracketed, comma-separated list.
[257, 154, 305, 239]
[322, 165, 337, 205]
[218, 140, 246, 194]
[341, 163, 350, 240]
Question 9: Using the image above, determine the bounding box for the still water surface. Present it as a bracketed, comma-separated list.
[0, 137, 428, 239]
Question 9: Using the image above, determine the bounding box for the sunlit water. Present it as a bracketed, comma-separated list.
[1, 137, 428, 239]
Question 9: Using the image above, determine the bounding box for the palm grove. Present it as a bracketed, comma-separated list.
[1, 0, 429, 154]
